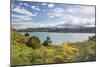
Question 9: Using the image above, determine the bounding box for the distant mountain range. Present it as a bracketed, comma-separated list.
[16, 27, 96, 33]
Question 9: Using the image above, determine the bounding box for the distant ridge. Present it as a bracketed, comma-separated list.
[16, 27, 96, 33]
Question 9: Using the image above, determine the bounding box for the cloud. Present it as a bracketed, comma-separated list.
[42, 3, 55, 8]
[12, 12, 38, 22]
[12, 23, 27, 30]
[12, 14, 33, 22]
[67, 6, 95, 15]
[12, 5, 39, 22]
[23, 3, 29, 6]
[12, 16, 95, 29]
[31, 6, 40, 11]
[19, 2, 23, 5]
[47, 6, 95, 28]
[12, 5, 39, 16]
[48, 8, 65, 18]
[13, 6, 33, 16]
[44, 14, 95, 28]
[12, 22, 49, 29]
[47, 5, 95, 19]
[48, 3, 55, 8]
[56, 15, 95, 28]
[12, 11, 38, 22]
[12, 22, 33, 29]
[42, 2, 48, 5]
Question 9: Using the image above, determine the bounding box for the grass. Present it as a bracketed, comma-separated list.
[11, 31, 96, 66]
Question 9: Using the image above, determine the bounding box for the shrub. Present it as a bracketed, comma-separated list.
[27, 36, 41, 49]
[22, 35, 30, 45]
[42, 36, 52, 46]
[24, 33, 29, 37]
[61, 43, 78, 54]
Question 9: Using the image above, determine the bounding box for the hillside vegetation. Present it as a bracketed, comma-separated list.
[11, 31, 96, 66]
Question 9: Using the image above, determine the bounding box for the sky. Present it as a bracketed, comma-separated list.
[12, 0, 96, 29]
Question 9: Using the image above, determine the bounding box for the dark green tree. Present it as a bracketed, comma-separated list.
[42, 36, 52, 46]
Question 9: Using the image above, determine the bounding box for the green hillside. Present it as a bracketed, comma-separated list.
[11, 31, 96, 66]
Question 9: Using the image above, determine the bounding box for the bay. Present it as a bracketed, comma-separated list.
[20, 32, 95, 45]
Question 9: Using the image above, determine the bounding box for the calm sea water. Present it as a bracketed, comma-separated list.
[20, 32, 95, 45]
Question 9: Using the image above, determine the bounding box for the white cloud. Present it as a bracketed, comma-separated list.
[57, 15, 95, 28]
[12, 22, 49, 29]
[12, 12, 38, 22]
[48, 3, 55, 8]
[42, 3, 48, 5]
[42, 3, 55, 8]
[19, 2, 23, 6]
[12, 22, 32, 29]
[12, 16, 95, 29]
[44, 14, 95, 28]
[47, 5, 95, 19]
[47, 6, 95, 28]
[67, 6, 95, 15]
[23, 3, 29, 6]
[12, 24, 27, 30]
[13, 6, 33, 16]
[12, 14, 32, 21]
[31, 6, 40, 11]
[12, 5, 39, 22]
[48, 8, 65, 18]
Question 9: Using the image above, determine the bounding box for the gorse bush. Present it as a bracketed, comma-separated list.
[61, 43, 78, 53]
[11, 31, 96, 66]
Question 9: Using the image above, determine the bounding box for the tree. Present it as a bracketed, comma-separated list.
[42, 36, 52, 46]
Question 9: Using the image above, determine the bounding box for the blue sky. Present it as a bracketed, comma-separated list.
[12, 0, 95, 29]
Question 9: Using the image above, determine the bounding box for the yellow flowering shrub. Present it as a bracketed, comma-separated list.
[61, 43, 78, 53]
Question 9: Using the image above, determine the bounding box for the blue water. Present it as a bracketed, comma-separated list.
[20, 32, 95, 45]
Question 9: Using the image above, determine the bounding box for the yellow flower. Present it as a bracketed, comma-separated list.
[61, 43, 78, 53]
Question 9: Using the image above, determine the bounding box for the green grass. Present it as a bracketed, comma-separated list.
[11, 31, 96, 66]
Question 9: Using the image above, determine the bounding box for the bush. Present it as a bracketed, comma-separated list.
[22, 33, 30, 45]
[27, 36, 41, 49]
[24, 33, 29, 37]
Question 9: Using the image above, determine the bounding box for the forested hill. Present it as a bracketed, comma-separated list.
[16, 27, 95, 33]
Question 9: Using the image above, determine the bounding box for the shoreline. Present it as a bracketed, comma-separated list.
[18, 31, 96, 34]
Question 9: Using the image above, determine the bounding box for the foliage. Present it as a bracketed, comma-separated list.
[11, 31, 96, 66]
[27, 36, 41, 49]
[61, 43, 78, 53]
[42, 36, 52, 46]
